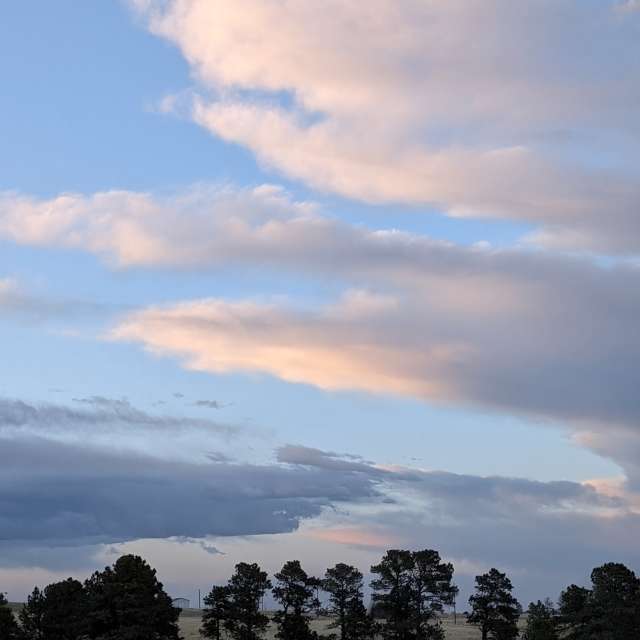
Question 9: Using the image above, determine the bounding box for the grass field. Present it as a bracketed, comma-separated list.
[177, 610, 519, 639]
[8, 604, 519, 638]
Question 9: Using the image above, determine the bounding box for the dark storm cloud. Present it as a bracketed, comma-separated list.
[0, 439, 381, 547]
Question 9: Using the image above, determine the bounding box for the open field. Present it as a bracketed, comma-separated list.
[177, 610, 525, 639]
[7, 604, 522, 638]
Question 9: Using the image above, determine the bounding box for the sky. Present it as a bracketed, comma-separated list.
[1, 0, 639, 608]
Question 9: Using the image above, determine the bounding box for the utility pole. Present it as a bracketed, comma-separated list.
[198, 588, 201, 610]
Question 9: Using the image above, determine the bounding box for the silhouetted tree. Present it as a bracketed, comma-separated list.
[0, 592, 21, 640]
[468, 568, 521, 640]
[272, 560, 319, 640]
[522, 600, 558, 640]
[559, 563, 640, 640]
[371, 550, 414, 640]
[408, 549, 456, 639]
[558, 585, 592, 640]
[18, 581, 87, 640]
[371, 549, 455, 640]
[323, 563, 375, 640]
[84, 554, 180, 640]
[19, 586, 46, 640]
[224, 562, 272, 640]
[201, 586, 231, 640]
[590, 562, 640, 639]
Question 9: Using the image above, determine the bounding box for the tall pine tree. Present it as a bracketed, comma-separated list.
[272, 560, 319, 640]
[468, 568, 521, 640]
[224, 562, 272, 640]
[323, 563, 375, 640]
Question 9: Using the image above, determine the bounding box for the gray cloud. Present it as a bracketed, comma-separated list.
[289, 446, 640, 600]
[0, 438, 381, 548]
[194, 400, 227, 409]
[111, 245, 640, 477]
[0, 396, 240, 438]
[1, 436, 638, 604]
[277, 445, 378, 474]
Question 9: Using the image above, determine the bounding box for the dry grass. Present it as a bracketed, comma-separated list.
[177, 611, 499, 639]
[8, 603, 513, 638]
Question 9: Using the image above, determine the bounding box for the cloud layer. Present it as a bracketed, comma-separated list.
[134, 0, 640, 253]
[3, 184, 638, 482]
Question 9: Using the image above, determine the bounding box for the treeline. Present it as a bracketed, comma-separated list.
[0, 555, 179, 640]
[1, 552, 639, 640]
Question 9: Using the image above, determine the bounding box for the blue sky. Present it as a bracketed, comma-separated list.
[1, 0, 639, 606]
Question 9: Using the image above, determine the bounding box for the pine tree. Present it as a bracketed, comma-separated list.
[408, 549, 456, 640]
[558, 584, 592, 640]
[590, 562, 640, 639]
[468, 568, 521, 640]
[272, 560, 319, 640]
[84, 554, 180, 640]
[370, 550, 414, 640]
[0, 592, 21, 640]
[323, 563, 374, 640]
[40, 578, 88, 640]
[224, 562, 272, 640]
[19, 586, 46, 640]
[522, 600, 558, 640]
[559, 563, 640, 640]
[201, 585, 231, 640]
[371, 549, 456, 640]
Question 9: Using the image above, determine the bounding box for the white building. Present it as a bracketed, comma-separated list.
[172, 597, 190, 609]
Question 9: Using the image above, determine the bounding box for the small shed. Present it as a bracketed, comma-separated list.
[172, 597, 190, 609]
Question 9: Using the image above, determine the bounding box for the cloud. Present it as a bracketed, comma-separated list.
[194, 400, 227, 409]
[0, 396, 239, 438]
[2, 432, 637, 602]
[0, 277, 104, 323]
[133, 0, 640, 254]
[0, 185, 316, 268]
[10, 182, 627, 475]
[289, 448, 640, 596]
[0, 396, 250, 465]
[278, 445, 379, 474]
[0, 438, 382, 548]
[110, 249, 640, 433]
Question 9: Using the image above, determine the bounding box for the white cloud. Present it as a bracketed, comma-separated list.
[0, 185, 316, 268]
[133, 0, 640, 254]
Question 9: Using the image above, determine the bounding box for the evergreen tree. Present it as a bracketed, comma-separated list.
[201, 586, 231, 640]
[371, 550, 414, 640]
[0, 592, 21, 640]
[468, 568, 521, 640]
[408, 549, 456, 640]
[272, 560, 319, 640]
[590, 562, 640, 639]
[19, 586, 46, 640]
[371, 549, 456, 640]
[559, 563, 640, 640]
[84, 554, 180, 640]
[39, 578, 88, 640]
[224, 562, 272, 640]
[557, 585, 592, 640]
[522, 600, 558, 640]
[323, 563, 374, 640]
